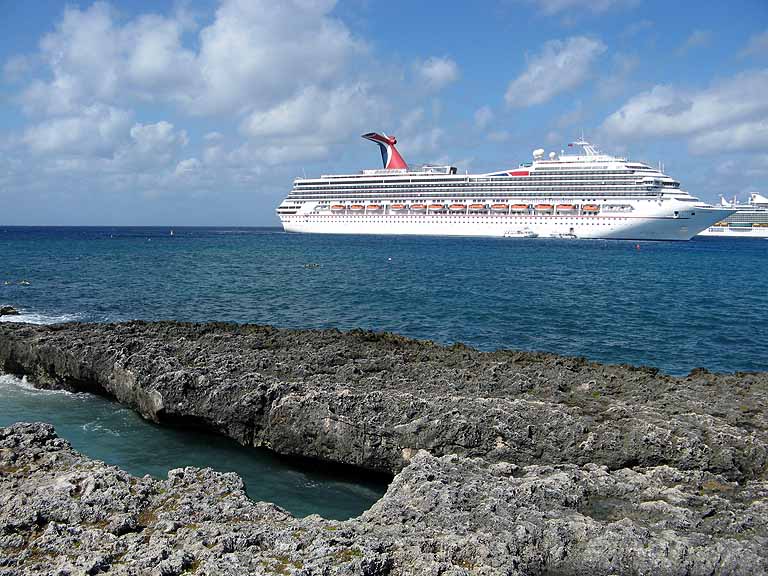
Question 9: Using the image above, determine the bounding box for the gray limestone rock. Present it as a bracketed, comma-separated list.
[0, 321, 766, 480]
[1, 422, 766, 575]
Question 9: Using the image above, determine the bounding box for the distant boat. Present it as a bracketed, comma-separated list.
[698, 193, 768, 238]
[170, 229, 175, 236]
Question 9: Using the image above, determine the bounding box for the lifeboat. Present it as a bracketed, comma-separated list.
[556, 204, 575, 211]
[535, 204, 554, 211]
[366, 204, 382, 211]
[390, 204, 407, 211]
[491, 204, 509, 211]
[469, 204, 486, 211]
[428, 204, 445, 211]
[582, 204, 600, 212]
[350, 205, 364, 211]
[330, 204, 346, 211]
[410, 204, 426, 211]
[510, 204, 529, 211]
[449, 204, 467, 211]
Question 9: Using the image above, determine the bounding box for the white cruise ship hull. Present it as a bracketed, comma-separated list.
[698, 226, 768, 238]
[281, 208, 732, 241]
[276, 133, 734, 241]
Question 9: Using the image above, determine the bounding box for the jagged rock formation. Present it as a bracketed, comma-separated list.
[0, 306, 19, 317]
[0, 321, 766, 480]
[2, 422, 766, 575]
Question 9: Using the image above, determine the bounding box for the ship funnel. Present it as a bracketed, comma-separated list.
[362, 132, 408, 169]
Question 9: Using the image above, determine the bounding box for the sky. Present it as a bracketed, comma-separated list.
[0, 0, 767, 226]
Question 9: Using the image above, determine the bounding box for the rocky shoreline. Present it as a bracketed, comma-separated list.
[3, 422, 767, 575]
[1, 320, 767, 573]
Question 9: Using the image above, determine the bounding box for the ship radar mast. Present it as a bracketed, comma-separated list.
[568, 138, 601, 156]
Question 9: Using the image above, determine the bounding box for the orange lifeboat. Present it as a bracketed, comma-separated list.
[491, 204, 509, 211]
[390, 204, 407, 210]
[330, 204, 345, 211]
[449, 204, 466, 211]
[366, 204, 382, 211]
[410, 204, 426, 210]
[556, 204, 575, 211]
[428, 204, 445, 210]
[510, 204, 529, 211]
[469, 203, 485, 211]
[582, 204, 600, 212]
[535, 204, 554, 211]
[350, 204, 364, 211]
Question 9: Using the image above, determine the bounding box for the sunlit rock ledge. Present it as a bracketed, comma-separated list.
[2, 422, 767, 575]
[0, 320, 766, 480]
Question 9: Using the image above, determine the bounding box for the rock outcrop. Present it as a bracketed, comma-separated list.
[2, 422, 766, 575]
[1, 321, 766, 480]
[0, 306, 19, 317]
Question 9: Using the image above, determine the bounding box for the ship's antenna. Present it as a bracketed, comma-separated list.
[302, 168, 306, 178]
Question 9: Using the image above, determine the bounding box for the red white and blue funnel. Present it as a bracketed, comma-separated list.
[362, 132, 408, 170]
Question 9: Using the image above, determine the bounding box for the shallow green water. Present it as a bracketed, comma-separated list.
[0, 374, 387, 520]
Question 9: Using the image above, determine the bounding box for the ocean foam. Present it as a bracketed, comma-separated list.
[0, 373, 81, 398]
[0, 310, 83, 325]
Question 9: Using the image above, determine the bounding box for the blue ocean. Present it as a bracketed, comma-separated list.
[2, 227, 767, 517]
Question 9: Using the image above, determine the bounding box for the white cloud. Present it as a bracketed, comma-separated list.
[240, 83, 381, 164]
[174, 157, 202, 177]
[188, 0, 362, 114]
[416, 57, 459, 91]
[678, 29, 712, 55]
[690, 121, 768, 154]
[505, 37, 606, 107]
[23, 105, 132, 155]
[601, 69, 768, 155]
[17, 0, 364, 117]
[741, 29, 768, 58]
[520, 0, 638, 16]
[474, 106, 494, 129]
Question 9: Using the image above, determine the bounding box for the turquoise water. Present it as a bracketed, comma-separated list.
[2, 227, 768, 517]
[0, 374, 386, 519]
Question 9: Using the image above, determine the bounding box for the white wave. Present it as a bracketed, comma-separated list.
[0, 310, 84, 325]
[0, 373, 82, 398]
[81, 420, 121, 437]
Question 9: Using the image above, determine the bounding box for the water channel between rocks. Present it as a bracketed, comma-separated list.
[0, 374, 388, 520]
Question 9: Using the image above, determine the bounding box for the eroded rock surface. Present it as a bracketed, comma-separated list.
[1, 321, 766, 480]
[2, 423, 766, 575]
[0, 306, 19, 317]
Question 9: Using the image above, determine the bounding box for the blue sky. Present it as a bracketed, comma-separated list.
[1, 0, 767, 225]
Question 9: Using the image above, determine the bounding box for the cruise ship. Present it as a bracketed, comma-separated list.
[698, 193, 768, 238]
[276, 133, 733, 240]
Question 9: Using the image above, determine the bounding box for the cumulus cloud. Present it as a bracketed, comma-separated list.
[239, 83, 382, 164]
[23, 105, 132, 155]
[601, 69, 768, 154]
[505, 37, 606, 107]
[416, 57, 459, 91]
[17, 0, 363, 117]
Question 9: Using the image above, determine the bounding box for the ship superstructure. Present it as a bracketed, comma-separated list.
[698, 193, 768, 238]
[276, 133, 733, 240]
